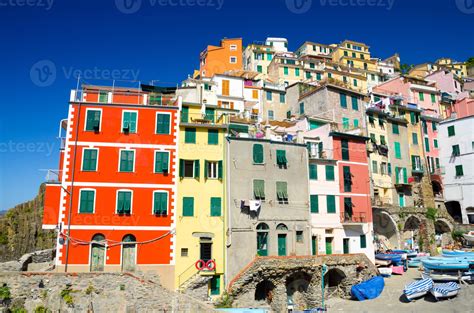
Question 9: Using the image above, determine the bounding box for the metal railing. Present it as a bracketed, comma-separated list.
[43, 169, 62, 183]
[180, 112, 225, 126]
[70, 89, 176, 106]
[340, 212, 366, 224]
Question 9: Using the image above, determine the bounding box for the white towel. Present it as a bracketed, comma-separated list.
[249, 200, 261, 212]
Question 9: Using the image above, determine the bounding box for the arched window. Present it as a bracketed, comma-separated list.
[90, 233, 106, 272]
[123, 234, 136, 242]
[257, 223, 269, 256]
[276, 223, 288, 231]
[92, 233, 105, 242]
[122, 234, 137, 272]
[257, 223, 269, 230]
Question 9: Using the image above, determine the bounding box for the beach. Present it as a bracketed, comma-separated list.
[326, 268, 474, 313]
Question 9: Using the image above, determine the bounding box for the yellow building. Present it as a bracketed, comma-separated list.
[267, 53, 304, 85]
[326, 67, 368, 93]
[332, 40, 377, 72]
[436, 58, 468, 78]
[175, 103, 233, 297]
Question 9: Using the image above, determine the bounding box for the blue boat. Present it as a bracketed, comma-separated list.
[375, 254, 402, 263]
[403, 277, 433, 301]
[442, 250, 474, 258]
[351, 276, 384, 301]
[422, 259, 471, 271]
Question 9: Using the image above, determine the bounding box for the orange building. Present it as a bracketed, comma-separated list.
[42, 84, 179, 289]
[199, 38, 242, 78]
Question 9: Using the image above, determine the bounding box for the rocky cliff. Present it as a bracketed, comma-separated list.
[0, 185, 55, 262]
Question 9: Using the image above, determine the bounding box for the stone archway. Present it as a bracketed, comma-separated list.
[255, 279, 276, 303]
[285, 271, 312, 310]
[432, 180, 442, 198]
[404, 216, 421, 231]
[373, 210, 400, 250]
[401, 216, 422, 250]
[445, 201, 462, 223]
[434, 219, 453, 247]
[324, 268, 347, 288]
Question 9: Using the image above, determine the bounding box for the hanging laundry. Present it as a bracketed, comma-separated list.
[249, 200, 261, 212]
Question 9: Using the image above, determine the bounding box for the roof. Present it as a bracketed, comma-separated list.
[227, 136, 307, 147]
[224, 70, 262, 80]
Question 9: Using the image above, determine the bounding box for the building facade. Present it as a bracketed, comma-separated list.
[199, 38, 243, 78]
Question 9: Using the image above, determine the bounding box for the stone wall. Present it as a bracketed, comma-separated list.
[0, 272, 215, 313]
[227, 254, 377, 312]
[0, 249, 55, 272]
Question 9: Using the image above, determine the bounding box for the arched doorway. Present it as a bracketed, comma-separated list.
[276, 224, 288, 256]
[324, 268, 346, 290]
[122, 234, 137, 272]
[403, 216, 421, 250]
[404, 216, 421, 231]
[257, 223, 269, 256]
[432, 181, 442, 198]
[434, 220, 453, 247]
[373, 210, 399, 250]
[286, 272, 312, 309]
[445, 201, 462, 223]
[90, 234, 106, 272]
[255, 280, 275, 303]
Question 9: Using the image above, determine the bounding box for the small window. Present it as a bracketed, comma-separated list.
[253, 179, 265, 200]
[343, 166, 352, 192]
[276, 181, 288, 204]
[183, 197, 194, 216]
[122, 111, 137, 133]
[156, 113, 171, 134]
[431, 94, 436, 103]
[412, 133, 418, 145]
[82, 148, 98, 171]
[279, 93, 285, 103]
[392, 123, 399, 134]
[419, 92, 425, 101]
[452, 145, 460, 156]
[299, 102, 305, 114]
[425, 137, 430, 152]
[325, 165, 335, 181]
[210, 197, 221, 216]
[266, 91, 272, 101]
[98, 91, 108, 103]
[296, 231, 304, 243]
[276, 150, 288, 167]
[309, 164, 317, 180]
[154, 151, 169, 173]
[205, 160, 221, 179]
[310, 195, 319, 213]
[185, 128, 196, 143]
[380, 135, 386, 145]
[230, 56, 237, 64]
[448, 125, 455, 137]
[372, 160, 378, 174]
[79, 190, 95, 213]
[340, 93, 347, 108]
[180, 159, 199, 178]
[119, 150, 135, 172]
[284, 67, 289, 75]
[208, 129, 219, 145]
[181, 248, 189, 257]
[153, 192, 168, 215]
[342, 118, 349, 130]
[394, 142, 401, 159]
[230, 44, 237, 51]
[85, 109, 101, 132]
[351, 96, 358, 110]
[360, 235, 367, 248]
[116, 191, 132, 214]
[327, 195, 336, 213]
[295, 68, 300, 76]
[252, 89, 259, 98]
[253, 144, 264, 164]
[341, 139, 349, 160]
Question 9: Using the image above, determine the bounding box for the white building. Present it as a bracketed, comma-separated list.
[439, 115, 474, 224]
[265, 37, 288, 53]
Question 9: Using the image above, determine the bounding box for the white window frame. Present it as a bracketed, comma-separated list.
[78, 188, 96, 214]
[81, 147, 99, 172]
[207, 161, 219, 179]
[155, 112, 172, 135]
[229, 44, 237, 51]
[84, 108, 103, 132]
[121, 110, 139, 134]
[153, 150, 170, 173]
[115, 189, 134, 215]
[118, 149, 136, 173]
[151, 190, 169, 215]
[230, 56, 237, 64]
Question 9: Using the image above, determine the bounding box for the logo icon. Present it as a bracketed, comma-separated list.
[30, 60, 56, 87]
[115, 0, 142, 14]
[456, 0, 474, 14]
[286, 0, 312, 14]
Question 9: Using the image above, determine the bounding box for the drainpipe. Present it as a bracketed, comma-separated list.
[225, 133, 232, 288]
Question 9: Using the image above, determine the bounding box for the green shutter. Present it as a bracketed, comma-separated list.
[452, 145, 460, 156]
[392, 123, 399, 134]
[280, 93, 285, 103]
[341, 139, 349, 160]
[253, 144, 264, 164]
[327, 195, 336, 213]
[79, 190, 94, 213]
[276, 150, 287, 166]
[340, 93, 347, 108]
[310, 195, 319, 213]
[388, 163, 392, 176]
[434, 139, 438, 148]
[431, 94, 436, 103]
[154, 192, 168, 215]
[179, 159, 184, 178]
[210, 197, 221, 216]
[412, 133, 418, 145]
[123, 111, 137, 133]
[325, 165, 335, 181]
[181, 107, 189, 123]
[205, 108, 215, 122]
[276, 181, 288, 200]
[343, 166, 352, 192]
[85, 110, 101, 131]
[360, 235, 367, 248]
[218, 160, 223, 179]
[156, 114, 171, 134]
[455, 165, 463, 176]
[353, 119, 359, 128]
[208, 129, 218, 145]
[204, 160, 208, 179]
[403, 168, 408, 183]
[424, 137, 430, 152]
[394, 142, 401, 159]
[410, 112, 416, 124]
[82, 149, 97, 171]
[210, 275, 220, 295]
[351, 96, 358, 110]
[342, 118, 349, 129]
[253, 180, 265, 199]
[448, 125, 455, 137]
[284, 67, 288, 75]
[120, 151, 134, 172]
[117, 191, 131, 214]
[309, 164, 317, 180]
[419, 92, 424, 101]
[194, 160, 200, 179]
[183, 197, 194, 216]
[432, 122, 437, 131]
[185, 128, 196, 143]
[155, 151, 168, 173]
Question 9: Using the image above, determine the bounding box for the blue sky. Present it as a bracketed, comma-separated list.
[0, 0, 473, 211]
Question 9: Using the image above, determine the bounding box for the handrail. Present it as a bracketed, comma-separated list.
[177, 261, 198, 290]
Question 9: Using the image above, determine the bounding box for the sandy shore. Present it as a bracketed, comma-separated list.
[326, 268, 474, 313]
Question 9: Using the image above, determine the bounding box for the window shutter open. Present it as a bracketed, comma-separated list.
[218, 160, 223, 179]
[194, 160, 200, 179]
[179, 159, 184, 178]
[204, 160, 208, 179]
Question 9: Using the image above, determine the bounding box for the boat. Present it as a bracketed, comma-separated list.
[392, 265, 404, 275]
[408, 259, 421, 268]
[463, 231, 474, 244]
[403, 277, 433, 301]
[351, 276, 384, 301]
[375, 259, 391, 267]
[375, 253, 402, 263]
[429, 282, 460, 300]
[421, 259, 471, 271]
[378, 267, 392, 277]
[442, 250, 474, 258]
[422, 271, 474, 282]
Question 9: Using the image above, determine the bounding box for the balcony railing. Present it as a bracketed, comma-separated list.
[340, 212, 366, 224]
[180, 112, 226, 126]
[44, 169, 62, 183]
[70, 89, 177, 106]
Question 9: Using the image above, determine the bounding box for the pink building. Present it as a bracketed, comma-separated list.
[426, 70, 462, 94]
[444, 97, 474, 119]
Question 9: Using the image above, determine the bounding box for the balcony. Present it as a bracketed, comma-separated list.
[371, 197, 391, 207]
[340, 212, 367, 224]
[44, 169, 62, 183]
[70, 88, 177, 107]
[180, 112, 227, 128]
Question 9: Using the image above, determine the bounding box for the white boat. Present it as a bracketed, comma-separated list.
[422, 271, 472, 282]
[464, 231, 474, 244]
[403, 277, 433, 301]
[430, 282, 460, 300]
[378, 267, 392, 277]
[375, 259, 391, 267]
